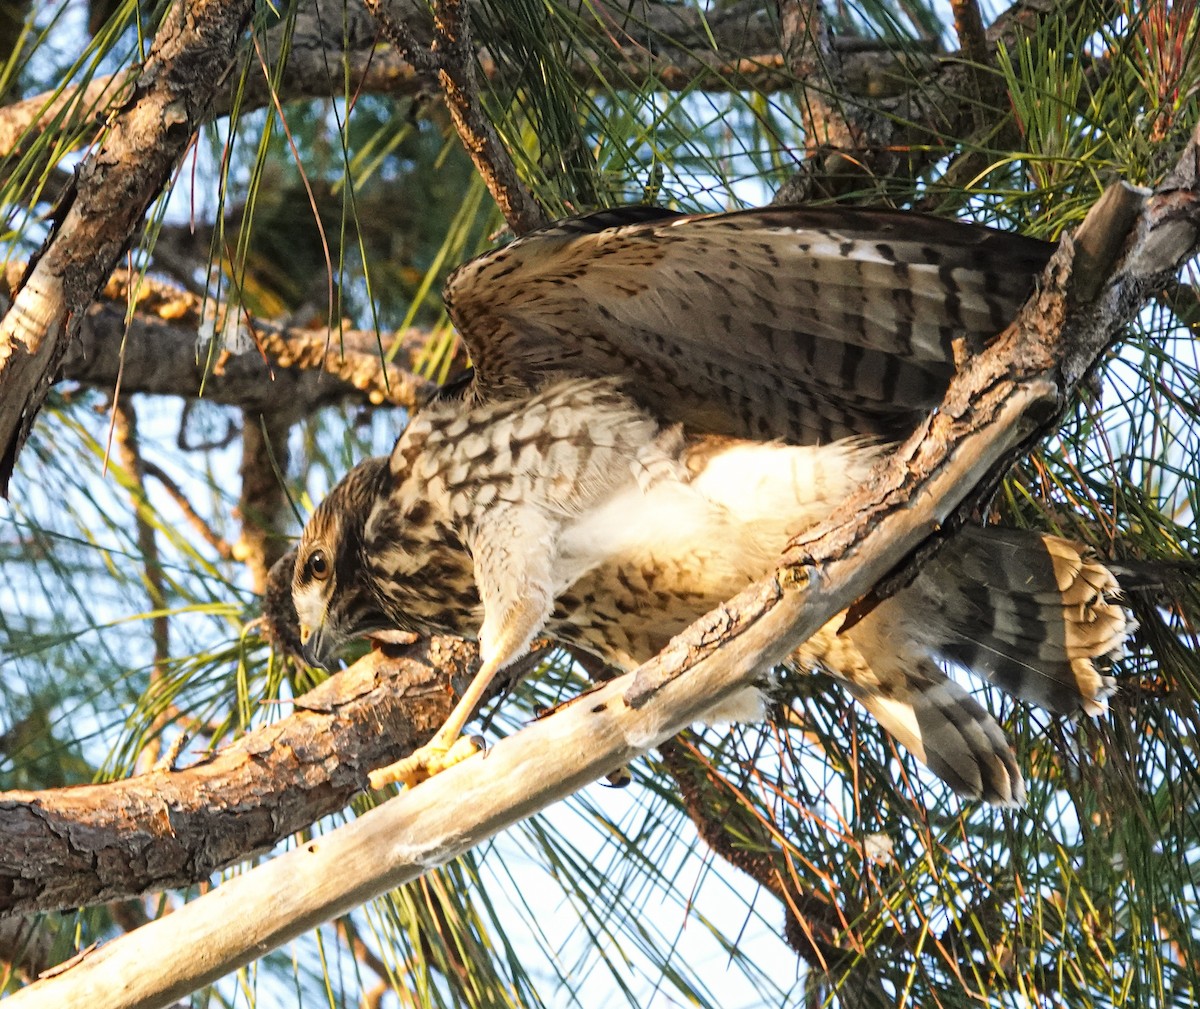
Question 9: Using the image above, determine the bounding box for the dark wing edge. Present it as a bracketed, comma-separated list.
[444, 205, 1055, 445]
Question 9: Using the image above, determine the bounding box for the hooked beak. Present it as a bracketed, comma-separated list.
[299, 622, 335, 670]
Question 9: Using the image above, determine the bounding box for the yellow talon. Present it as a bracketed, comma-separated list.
[368, 734, 484, 790]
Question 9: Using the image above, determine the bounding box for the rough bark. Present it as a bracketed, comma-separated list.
[0, 636, 496, 917]
[0, 0, 256, 495]
[43, 269, 445, 416]
[0, 0, 848, 167]
[366, 0, 549, 234]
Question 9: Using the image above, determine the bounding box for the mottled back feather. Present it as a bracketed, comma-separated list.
[445, 206, 1054, 444]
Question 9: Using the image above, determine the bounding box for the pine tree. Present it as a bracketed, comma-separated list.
[0, 1, 1197, 1006]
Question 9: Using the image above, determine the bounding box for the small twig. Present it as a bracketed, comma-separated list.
[366, 0, 548, 235]
[151, 732, 190, 773]
[111, 399, 171, 771]
[236, 411, 293, 596]
[140, 460, 235, 561]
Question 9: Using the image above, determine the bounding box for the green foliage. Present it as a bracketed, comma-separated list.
[0, 0, 1198, 1006]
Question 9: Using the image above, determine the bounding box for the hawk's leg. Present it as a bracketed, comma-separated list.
[368, 505, 557, 790]
[367, 655, 506, 789]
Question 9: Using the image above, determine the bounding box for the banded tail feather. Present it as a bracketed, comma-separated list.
[793, 529, 1127, 804]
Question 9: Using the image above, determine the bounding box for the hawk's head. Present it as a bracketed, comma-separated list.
[293, 456, 391, 668]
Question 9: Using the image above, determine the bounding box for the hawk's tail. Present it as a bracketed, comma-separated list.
[838, 658, 1026, 806]
[793, 622, 1027, 804]
[794, 529, 1128, 804]
[900, 527, 1127, 715]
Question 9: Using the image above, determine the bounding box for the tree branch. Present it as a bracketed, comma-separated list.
[0, 0, 257, 495]
[0, 0, 1064, 213]
[659, 739, 849, 964]
[235, 410, 294, 595]
[109, 399, 172, 770]
[0, 636, 492, 917]
[776, 0, 895, 200]
[0, 0, 1103, 489]
[0, 1, 798, 166]
[365, 0, 549, 234]
[140, 460, 234, 560]
[41, 268, 449, 416]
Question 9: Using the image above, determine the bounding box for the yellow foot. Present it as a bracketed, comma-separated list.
[368, 734, 484, 790]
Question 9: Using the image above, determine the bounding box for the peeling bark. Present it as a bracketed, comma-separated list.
[0, 636, 502, 917]
[0, 0, 256, 495]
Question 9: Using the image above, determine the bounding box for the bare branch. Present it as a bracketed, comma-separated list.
[110, 399, 172, 770]
[235, 411, 293, 595]
[42, 268, 448, 416]
[140, 460, 235, 561]
[776, 0, 895, 199]
[659, 739, 848, 965]
[366, 0, 549, 234]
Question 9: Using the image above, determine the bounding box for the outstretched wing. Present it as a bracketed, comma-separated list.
[444, 206, 1055, 445]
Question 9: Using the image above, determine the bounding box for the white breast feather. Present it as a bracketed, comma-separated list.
[554, 437, 882, 593]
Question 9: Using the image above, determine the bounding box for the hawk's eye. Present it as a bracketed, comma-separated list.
[306, 549, 331, 582]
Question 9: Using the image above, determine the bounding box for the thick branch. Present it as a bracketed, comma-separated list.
[0, 0, 256, 494]
[44, 270, 447, 416]
[0, 0, 1044, 200]
[0, 1, 796, 165]
[0, 637, 491, 917]
[10, 154, 1199, 1007]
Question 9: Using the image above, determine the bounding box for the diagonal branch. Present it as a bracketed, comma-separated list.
[10, 143, 1199, 1008]
[0, 0, 256, 496]
[776, 0, 895, 199]
[365, 0, 548, 234]
[0, 636, 484, 917]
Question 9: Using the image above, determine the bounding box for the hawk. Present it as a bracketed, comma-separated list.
[292, 205, 1128, 804]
